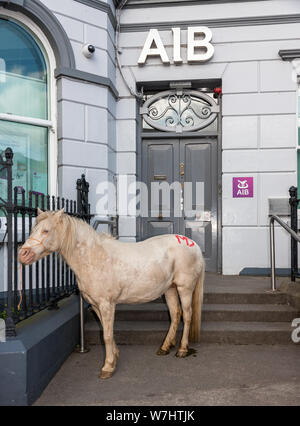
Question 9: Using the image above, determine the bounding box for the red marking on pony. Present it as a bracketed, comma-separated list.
[175, 235, 195, 247]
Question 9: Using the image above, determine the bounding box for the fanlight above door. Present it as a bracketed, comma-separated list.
[140, 89, 219, 133]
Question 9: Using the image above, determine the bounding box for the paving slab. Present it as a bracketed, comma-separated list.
[34, 344, 300, 406]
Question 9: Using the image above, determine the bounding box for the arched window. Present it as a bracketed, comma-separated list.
[0, 18, 52, 201]
[141, 89, 219, 133]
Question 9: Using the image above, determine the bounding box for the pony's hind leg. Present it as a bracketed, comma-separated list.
[157, 286, 181, 356]
[176, 286, 193, 358]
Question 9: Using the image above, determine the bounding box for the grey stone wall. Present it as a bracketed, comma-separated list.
[117, 0, 299, 272]
[41, 0, 117, 210]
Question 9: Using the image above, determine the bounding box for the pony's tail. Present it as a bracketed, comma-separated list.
[189, 263, 205, 343]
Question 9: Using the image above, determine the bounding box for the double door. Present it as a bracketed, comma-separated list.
[140, 138, 218, 272]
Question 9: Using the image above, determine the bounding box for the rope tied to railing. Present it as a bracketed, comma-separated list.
[17, 232, 53, 311]
[17, 264, 22, 311]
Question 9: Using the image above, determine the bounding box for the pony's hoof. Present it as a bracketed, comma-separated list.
[156, 348, 170, 356]
[99, 370, 113, 379]
[175, 350, 188, 358]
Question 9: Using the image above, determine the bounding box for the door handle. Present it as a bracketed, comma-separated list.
[184, 212, 211, 221]
[180, 162, 184, 176]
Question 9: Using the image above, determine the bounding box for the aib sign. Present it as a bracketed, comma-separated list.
[138, 27, 214, 65]
[233, 177, 253, 198]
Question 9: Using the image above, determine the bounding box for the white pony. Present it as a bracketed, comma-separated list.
[19, 209, 205, 379]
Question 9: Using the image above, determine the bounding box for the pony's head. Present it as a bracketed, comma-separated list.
[18, 208, 65, 265]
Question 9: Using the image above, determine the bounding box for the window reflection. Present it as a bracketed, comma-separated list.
[0, 19, 47, 119]
[0, 19, 49, 208]
[0, 120, 48, 201]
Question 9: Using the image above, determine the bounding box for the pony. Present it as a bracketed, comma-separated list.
[19, 209, 205, 379]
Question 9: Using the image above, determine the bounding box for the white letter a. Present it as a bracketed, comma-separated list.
[138, 29, 170, 64]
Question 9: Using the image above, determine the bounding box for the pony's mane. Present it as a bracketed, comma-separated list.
[60, 215, 116, 258]
[34, 211, 115, 259]
[60, 214, 80, 258]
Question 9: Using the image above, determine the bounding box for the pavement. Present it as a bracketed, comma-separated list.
[34, 343, 300, 406]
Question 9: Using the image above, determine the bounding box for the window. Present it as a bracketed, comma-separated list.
[141, 89, 219, 133]
[0, 18, 52, 202]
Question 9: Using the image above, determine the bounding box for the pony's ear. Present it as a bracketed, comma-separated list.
[54, 208, 65, 221]
[35, 208, 49, 223]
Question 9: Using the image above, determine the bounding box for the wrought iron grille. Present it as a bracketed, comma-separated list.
[0, 148, 92, 337]
[140, 89, 219, 133]
[289, 186, 300, 282]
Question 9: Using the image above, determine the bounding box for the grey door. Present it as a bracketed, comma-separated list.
[141, 139, 181, 237]
[140, 138, 218, 272]
[180, 139, 218, 272]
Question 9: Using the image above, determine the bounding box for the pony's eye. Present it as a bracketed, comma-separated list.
[43, 230, 49, 234]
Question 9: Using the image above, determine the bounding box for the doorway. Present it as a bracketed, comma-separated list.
[140, 137, 218, 272]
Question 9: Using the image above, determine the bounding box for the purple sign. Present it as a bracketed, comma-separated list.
[233, 177, 253, 198]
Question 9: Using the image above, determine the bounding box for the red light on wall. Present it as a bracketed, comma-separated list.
[213, 87, 222, 99]
[214, 87, 222, 95]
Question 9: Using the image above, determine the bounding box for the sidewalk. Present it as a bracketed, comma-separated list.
[34, 343, 300, 406]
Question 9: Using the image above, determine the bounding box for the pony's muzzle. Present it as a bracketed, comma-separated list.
[18, 247, 35, 265]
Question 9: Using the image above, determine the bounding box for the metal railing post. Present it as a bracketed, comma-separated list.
[289, 186, 298, 282]
[76, 293, 89, 353]
[269, 214, 300, 291]
[76, 175, 90, 354]
[270, 217, 276, 291]
[3, 148, 16, 337]
[77, 174, 90, 220]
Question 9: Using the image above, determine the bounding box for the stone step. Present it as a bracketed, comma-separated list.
[84, 275, 298, 346]
[85, 320, 298, 345]
[203, 303, 297, 322]
[203, 292, 287, 305]
[105, 303, 298, 323]
[203, 274, 288, 304]
[87, 300, 298, 323]
[148, 292, 288, 305]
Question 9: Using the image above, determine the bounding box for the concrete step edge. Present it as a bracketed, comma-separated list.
[85, 320, 293, 332]
[112, 303, 298, 313]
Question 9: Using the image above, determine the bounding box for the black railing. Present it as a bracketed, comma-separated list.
[289, 186, 299, 282]
[0, 148, 91, 337]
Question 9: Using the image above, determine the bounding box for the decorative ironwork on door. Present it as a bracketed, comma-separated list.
[140, 89, 219, 133]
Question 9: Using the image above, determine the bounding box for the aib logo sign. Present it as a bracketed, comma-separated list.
[233, 177, 254, 198]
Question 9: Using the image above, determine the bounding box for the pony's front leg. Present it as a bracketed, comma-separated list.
[93, 305, 119, 361]
[98, 300, 117, 379]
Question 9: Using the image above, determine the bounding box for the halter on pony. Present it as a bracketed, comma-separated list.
[18, 219, 59, 310]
